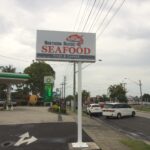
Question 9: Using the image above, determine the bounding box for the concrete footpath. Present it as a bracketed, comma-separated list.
[0, 107, 131, 150]
[70, 112, 130, 150]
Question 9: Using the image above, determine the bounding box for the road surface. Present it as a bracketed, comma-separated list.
[94, 115, 150, 142]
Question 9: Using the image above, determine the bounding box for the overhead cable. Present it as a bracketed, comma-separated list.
[88, 0, 105, 32]
[96, 0, 117, 33]
[77, 0, 91, 31]
[82, 0, 97, 32]
[73, 0, 84, 31]
[0, 54, 29, 62]
[89, 0, 108, 32]
[97, 0, 126, 39]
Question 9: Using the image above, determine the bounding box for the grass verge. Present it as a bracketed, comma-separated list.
[135, 106, 150, 112]
[120, 139, 150, 150]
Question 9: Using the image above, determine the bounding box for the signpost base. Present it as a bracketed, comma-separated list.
[69, 142, 101, 150]
[72, 142, 88, 148]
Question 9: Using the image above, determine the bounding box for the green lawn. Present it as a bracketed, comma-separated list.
[135, 106, 150, 112]
[120, 139, 150, 150]
[132, 105, 150, 112]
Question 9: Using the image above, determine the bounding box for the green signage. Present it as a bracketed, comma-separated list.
[44, 84, 53, 102]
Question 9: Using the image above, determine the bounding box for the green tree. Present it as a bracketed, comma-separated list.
[108, 83, 127, 102]
[142, 93, 150, 102]
[66, 95, 74, 102]
[82, 90, 90, 103]
[0, 65, 16, 73]
[102, 94, 109, 102]
[24, 61, 55, 96]
[65, 95, 74, 106]
[74, 90, 90, 104]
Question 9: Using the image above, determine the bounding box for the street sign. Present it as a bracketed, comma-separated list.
[44, 76, 54, 84]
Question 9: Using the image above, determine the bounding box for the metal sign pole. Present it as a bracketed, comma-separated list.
[72, 62, 88, 148]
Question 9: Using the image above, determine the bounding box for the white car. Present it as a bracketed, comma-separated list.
[102, 103, 136, 119]
[87, 103, 102, 116]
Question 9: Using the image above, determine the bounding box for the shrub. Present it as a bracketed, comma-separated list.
[51, 104, 60, 112]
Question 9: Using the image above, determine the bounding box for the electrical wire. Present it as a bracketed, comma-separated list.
[88, 0, 105, 32]
[89, 0, 108, 32]
[97, 0, 126, 39]
[77, 0, 91, 31]
[0, 54, 30, 62]
[82, 0, 97, 32]
[73, 0, 84, 31]
[95, 0, 117, 33]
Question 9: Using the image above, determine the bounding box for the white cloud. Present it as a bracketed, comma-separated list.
[0, 0, 150, 97]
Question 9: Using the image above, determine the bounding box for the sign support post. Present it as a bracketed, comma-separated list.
[72, 62, 88, 148]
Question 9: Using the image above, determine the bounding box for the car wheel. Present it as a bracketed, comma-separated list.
[106, 116, 110, 119]
[132, 111, 135, 117]
[117, 113, 122, 119]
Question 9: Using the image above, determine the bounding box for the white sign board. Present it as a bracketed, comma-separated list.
[36, 30, 96, 62]
[44, 76, 54, 84]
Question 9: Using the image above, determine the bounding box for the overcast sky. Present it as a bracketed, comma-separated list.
[0, 0, 150, 97]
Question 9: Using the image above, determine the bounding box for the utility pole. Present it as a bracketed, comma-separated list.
[139, 80, 142, 103]
[124, 78, 143, 104]
[122, 82, 126, 90]
[64, 76, 66, 100]
[73, 62, 76, 111]
[60, 83, 64, 99]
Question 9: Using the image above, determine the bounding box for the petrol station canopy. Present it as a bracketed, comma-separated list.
[0, 72, 30, 84]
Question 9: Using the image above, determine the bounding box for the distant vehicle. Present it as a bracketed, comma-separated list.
[87, 103, 102, 116]
[102, 103, 136, 119]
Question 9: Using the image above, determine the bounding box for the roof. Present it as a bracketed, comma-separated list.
[0, 72, 30, 84]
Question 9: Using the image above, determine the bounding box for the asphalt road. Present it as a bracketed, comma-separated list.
[94, 116, 150, 142]
[0, 122, 92, 150]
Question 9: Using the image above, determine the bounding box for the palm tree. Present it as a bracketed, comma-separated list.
[0, 65, 16, 73]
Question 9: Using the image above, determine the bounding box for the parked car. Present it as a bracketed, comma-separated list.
[102, 103, 136, 119]
[87, 103, 102, 116]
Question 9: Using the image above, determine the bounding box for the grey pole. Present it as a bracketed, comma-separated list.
[139, 80, 143, 103]
[64, 76, 66, 100]
[73, 62, 76, 111]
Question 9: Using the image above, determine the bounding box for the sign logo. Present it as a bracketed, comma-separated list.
[66, 34, 83, 46]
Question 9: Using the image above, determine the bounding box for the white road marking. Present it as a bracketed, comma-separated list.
[14, 132, 37, 146]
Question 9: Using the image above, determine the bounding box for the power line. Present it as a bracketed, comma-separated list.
[73, 0, 84, 31]
[77, 0, 91, 31]
[95, 0, 117, 33]
[82, 0, 97, 32]
[88, 0, 105, 32]
[97, 0, 126, 39]
[0, 54, 30, 62]
[88, 0, 103, 23]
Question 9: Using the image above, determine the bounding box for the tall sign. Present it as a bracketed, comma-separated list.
[36, 30, 96, 148]
[36, 30, 96, 62]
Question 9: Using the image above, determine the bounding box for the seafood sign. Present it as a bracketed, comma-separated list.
[36, 30, 96, 62]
